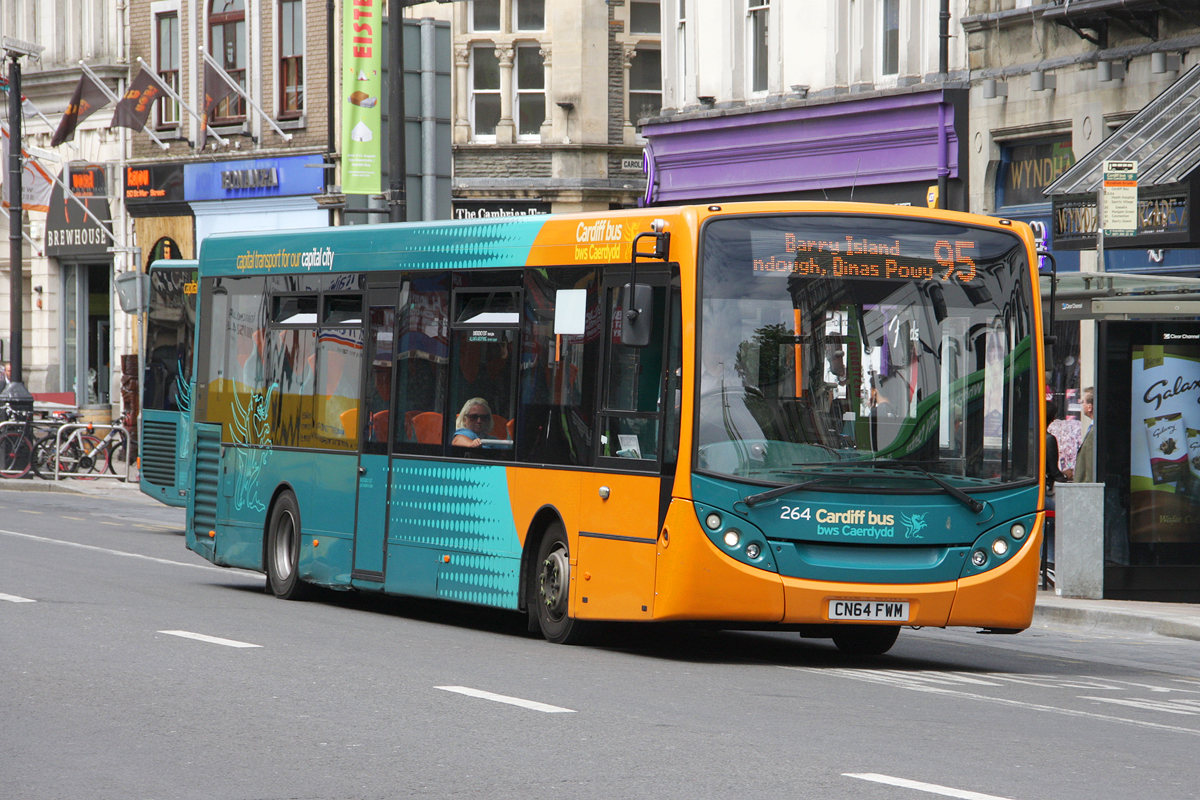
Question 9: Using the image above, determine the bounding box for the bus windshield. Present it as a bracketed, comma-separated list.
[698, 214, 1039, 489]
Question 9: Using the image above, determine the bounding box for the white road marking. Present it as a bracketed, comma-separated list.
[0, 592, 35, 603]
[0, 529, 262, 579]
[845, 773, 1015, 800]
[435, 686, 576, 713]
[159, 630, 262, 648]
[785, 666, 1200, 736]
[1079, 696, 1200, 716]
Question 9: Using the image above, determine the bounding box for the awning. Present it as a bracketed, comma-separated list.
[1045, 64, 1200, 196]
[1041, 272, 1200, 319]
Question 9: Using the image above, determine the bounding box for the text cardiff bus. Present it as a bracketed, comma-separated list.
[179, 202, 1046, 656]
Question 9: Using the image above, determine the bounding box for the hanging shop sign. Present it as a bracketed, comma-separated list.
[1051, 176, 1199, 251]
[45, 164, 113, 258]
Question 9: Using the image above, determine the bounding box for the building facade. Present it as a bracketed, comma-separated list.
[641, 0, 971, 210]
[450, 0, 659, 215]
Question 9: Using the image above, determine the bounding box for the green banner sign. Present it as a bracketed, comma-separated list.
[341, 0, 382, 194]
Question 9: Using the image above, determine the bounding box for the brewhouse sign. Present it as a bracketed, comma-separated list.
[46, 164, 114, 258]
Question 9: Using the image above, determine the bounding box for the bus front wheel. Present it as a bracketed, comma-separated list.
[267, 492, 310, 601]
[532, 523, 588, 644]
[831, 625, 900, 655]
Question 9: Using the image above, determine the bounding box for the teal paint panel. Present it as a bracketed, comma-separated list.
[353, 453, 391, 574]
[199, 216, 548, 278]
[384, 543, 442, 598]
[214, 521, 265, 570]
[436, 553, 521, 609]
[387, 459, 521, 556]
[304, 535, 354, 588]
[771, 541, 970, 584]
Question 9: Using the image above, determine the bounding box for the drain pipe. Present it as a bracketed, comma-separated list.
[938, 0, 950, 210]
[421, 18, 436, 220]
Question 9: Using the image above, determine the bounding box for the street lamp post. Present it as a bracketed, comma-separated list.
[1, 36, 44, 417]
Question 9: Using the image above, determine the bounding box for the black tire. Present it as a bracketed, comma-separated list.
[266, 492, 310, 600]
[831, 625, 900, 656]
[531, 522, 588, 644]
[69, 434, 109, 480]
[31, 436, 56, 480]
[0, 433, 32, 478]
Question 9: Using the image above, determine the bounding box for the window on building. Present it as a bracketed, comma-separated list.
[279, 0, 303, 117]
[630, 0, 660, 34]
[515, 44, 545, 139]
[748, 0, 769, 93]
[156, 12, 180, 127]
[881, 0, 899, 76]
[630, 47, 661, 122]
[748, 0, 768, 92]
[677, 0, 687, 92]
[472, 46, 501, 139]
[472, 0, 500, 32]
[210, 0, 247, 121]
[514, 0, 544, 31]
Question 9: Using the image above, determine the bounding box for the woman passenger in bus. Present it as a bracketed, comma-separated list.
[451, 397, 509, 449]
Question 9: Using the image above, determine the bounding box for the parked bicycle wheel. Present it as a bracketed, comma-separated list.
[0, 432, 33, 479]
[34, 433, 110, 479]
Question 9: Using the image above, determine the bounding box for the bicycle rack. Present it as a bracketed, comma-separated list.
[47, 423, 134, 482]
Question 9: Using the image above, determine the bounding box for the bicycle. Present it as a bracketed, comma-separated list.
[33, 416, 109, 480]
[0, 404, 40, 479]
[85, 415, 133, 480]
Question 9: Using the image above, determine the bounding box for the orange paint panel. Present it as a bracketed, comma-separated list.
[505, 466, 583, 549]
[780, 576, 955, 627]
[653, 498, 785, 622]
[575, 535, 656, 620]
[946, 515, 1043, 630]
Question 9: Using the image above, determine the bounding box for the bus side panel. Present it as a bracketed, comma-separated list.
[385, 459, 523, 608]
[779, 577, 956, 627]
[573, 472, 662, 620]
[505, 464, 584, 550]
[653, 498, 785, 622]
[945, 514, 1044, 630]
[289, 451, 359, 588]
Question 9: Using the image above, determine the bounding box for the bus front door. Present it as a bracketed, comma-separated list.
[352, 301, 395, 581]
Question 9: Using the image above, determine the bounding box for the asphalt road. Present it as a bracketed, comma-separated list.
[4, 488, 1200, 800]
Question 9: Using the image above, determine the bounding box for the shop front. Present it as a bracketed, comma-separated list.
[124, 162, 194, 268]
[639, 88, 969, 209]
[184, 154, 327, 244]
[45, 164, 115, 409]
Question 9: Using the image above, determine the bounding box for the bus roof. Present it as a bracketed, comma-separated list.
[196, 202, 1032, 278]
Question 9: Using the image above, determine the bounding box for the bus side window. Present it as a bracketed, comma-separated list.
[448, 282, 520, 459]
[517, 268, 600, 466]
[599, 282, 667, 462]
[392, 275, 451, 456]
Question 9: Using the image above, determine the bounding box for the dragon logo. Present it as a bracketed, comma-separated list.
[900, 512, 928, 539]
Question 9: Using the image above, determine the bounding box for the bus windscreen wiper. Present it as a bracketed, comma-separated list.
[743, 477, 827, 507]
[851, 459, 985, 514]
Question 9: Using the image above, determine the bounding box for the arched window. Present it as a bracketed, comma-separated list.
[210, 0, 247, 121]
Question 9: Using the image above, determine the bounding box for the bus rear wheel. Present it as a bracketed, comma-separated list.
[831, 625, 900, 655]
[267, 492, 310, 601]
[532, 522, 588, 644]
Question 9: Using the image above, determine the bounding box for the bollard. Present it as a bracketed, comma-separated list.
[1055, 482, 1105, 599]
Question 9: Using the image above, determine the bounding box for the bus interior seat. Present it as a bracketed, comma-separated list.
[370, 410, 389, 440]
[407, 411, 443, 444]
[506, 419, 515, 439]
[490, 415, 509, 440]
[340, 408, 358, 437]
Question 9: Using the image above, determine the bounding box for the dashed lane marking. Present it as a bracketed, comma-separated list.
[159, 630, 261, 648]
[0, 592, 35, 603]
[435, 686, 575, 713]
[845, 773, 1015, 800]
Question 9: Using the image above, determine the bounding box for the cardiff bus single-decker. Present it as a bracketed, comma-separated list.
[180, 201, 1045, 655]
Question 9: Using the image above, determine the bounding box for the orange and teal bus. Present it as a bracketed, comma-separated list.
[182, 202, 1045, 654]
[140, 259, 198, 508]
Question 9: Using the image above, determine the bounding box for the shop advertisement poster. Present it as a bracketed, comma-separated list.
[1130, 344, 1200, 543]
[341, 0, 382, 194]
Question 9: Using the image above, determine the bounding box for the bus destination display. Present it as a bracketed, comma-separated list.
[750, 231, 980, 284]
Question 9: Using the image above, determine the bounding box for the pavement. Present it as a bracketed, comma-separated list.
[4, 477, 1200, 643]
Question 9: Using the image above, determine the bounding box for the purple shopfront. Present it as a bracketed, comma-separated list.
[639, 88, 969, 210]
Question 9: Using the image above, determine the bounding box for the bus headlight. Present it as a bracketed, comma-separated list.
[992, 539, 1009, 556]
[723, 529, 741, 547]
[706, 513, 723, 530]
[971, 549, 987, 567]
[1010, 523, 1027, 540]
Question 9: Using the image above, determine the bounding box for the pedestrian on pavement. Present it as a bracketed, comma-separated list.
[1074, 386, 1095, 483]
